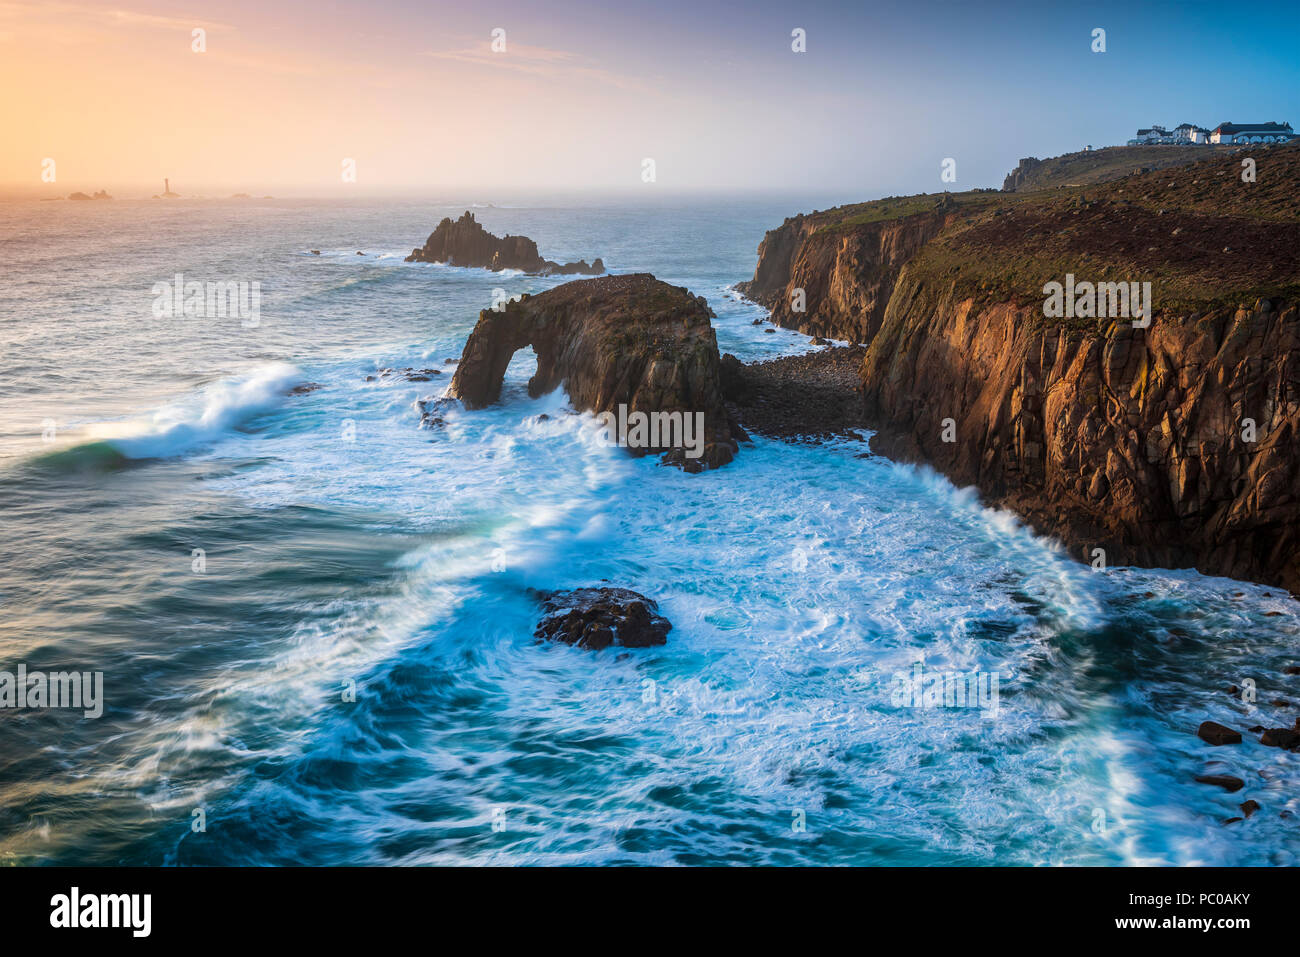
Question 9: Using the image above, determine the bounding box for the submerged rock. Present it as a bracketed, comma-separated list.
[404, 211, 604, 276]
[533, 587, 672, 650]
[1194, 774, 1245, 792]
[1197, 721, 1242, 745]
[1259, 728, 1300, 750]
[417, 396, 456, 429]
[365, 367, 442, 383]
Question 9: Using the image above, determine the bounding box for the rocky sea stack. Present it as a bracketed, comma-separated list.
[449, 273, 741, 471]
[405, 211, 604, 275]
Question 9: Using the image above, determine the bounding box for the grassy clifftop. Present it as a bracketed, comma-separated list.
[743, 141, 1300, 341]
[905, 142, 1300, 320]
[1001, 144, 1242, 192]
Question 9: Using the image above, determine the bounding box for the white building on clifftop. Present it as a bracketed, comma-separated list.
[1128, 123, 1209, 145]
[1209, 121, 1296, 144]
[1128, 121, 1294, 146]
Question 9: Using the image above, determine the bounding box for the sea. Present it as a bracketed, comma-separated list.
[0, 194, 1296, 865]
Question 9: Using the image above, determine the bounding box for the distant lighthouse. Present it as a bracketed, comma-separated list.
[160, 178, 179, 198]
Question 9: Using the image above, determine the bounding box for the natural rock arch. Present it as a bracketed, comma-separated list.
[448, 274, 740, 471]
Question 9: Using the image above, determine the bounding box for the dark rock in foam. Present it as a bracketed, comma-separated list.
[533, 587, 672, 650]
[1197, 721, 1242, 745]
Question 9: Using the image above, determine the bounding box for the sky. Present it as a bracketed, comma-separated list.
[2, 0, 1298, 197]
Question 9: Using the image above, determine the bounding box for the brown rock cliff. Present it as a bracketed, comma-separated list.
[740, 145, 1300, 589]
[737, 204, 957, 343]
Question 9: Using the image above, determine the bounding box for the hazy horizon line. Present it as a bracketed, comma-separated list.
[0, 182, 999, 202]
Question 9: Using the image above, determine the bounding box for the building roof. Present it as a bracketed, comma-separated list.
[1212, 121, 1294, 134]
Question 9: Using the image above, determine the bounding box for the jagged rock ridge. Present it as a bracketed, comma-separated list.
[405, 211, 604, 275]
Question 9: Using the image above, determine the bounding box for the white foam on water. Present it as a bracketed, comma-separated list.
[82, 362, 304, 459]
[9, 198, 1299, 865]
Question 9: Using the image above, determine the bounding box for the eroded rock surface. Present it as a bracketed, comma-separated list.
[404, 211, 603, 275]
[737, 205, 956, 344]
[533, 587, 672, 649]
[449, 273, 739, 471]
[740, 145, 1300, 591]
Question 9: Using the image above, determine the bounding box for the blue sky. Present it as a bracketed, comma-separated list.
[4, 0, 1297, 194]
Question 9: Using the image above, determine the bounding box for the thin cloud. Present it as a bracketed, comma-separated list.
[421, 39, 648, 92]
[104, 7, 233, 31]
[0, 2, 233, 32]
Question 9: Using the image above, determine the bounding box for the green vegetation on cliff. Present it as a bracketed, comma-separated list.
[1001, 144, 1241, 192]
[760, 142, 1300, 330]
[906, 144, 1300, 324]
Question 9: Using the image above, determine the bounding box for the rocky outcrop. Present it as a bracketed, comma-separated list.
[533, 587, 672, 649]
[1002, 157, 1044, 192]
[736, 204, 958, 343]
[742, 145, 1300, 591]
[721, 346, 870, 441]
[1000, 144, 1241, 193]
[405, 211, 604, 275]
[1194, 774, 1245, 791]
[858, 275, 1300, 591]
[448, 273, 740, 471]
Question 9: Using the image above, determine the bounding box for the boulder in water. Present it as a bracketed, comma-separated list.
[533, 587, 672, 650]
[1197, 721, 1242, 745]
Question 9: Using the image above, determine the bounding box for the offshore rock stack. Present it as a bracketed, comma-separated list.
[404, 211, 604, 275]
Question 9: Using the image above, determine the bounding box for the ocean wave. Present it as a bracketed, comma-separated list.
[402, 259, 528, 280]
[77, 362, 304, 460]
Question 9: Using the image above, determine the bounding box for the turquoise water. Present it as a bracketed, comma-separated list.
[1, 196, 1297, 865]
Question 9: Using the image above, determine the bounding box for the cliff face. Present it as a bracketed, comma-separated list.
[741, 144, 1300, 590]
[406, 211, 604, 275]
[860, 273, 1300, 590]
[1002, 157, 1045, 192]
[736, 206, 956, 343]
[449, 274, 739, 471]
